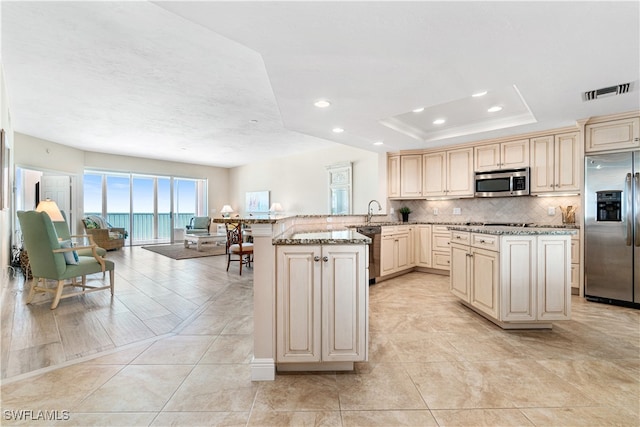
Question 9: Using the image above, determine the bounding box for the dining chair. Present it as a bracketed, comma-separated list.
[225, 223, 253, 275]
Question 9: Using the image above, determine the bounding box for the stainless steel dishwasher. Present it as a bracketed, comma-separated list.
[356, 225, 381, 284]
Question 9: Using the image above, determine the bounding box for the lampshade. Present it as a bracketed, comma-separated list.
[36, 199, 64, 222]
[221, 205, 234, 218]
[270, 202, 283, 212]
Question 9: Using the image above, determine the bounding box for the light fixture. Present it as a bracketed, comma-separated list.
[373, 141, 384, 146]
[270, 202, 283, 214]
[220, 205, 234, 218]
[472, 91, 488, 97]
[412, 107, 425, 113]
[433, 118, 446, 125]
[488, 106, 503, 113]
[36, 199, 64, 222]
[332, 127, 344, 133]
[314, 100, 331, 108]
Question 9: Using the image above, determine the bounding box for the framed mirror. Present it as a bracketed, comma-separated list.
[326, 162, 352, 215]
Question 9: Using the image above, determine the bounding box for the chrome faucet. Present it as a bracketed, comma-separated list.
[367, 199, 382, 224]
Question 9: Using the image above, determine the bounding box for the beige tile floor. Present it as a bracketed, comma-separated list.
[1, 247, 639, 426]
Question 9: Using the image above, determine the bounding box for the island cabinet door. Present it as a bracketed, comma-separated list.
[322, 245, 368, 362]
[450, 243, 470, 302]
[536, 236, 571, 321]
[470, 247, 499, 319]
[500, 236, 536, 322]
[276, 246, 322, 363]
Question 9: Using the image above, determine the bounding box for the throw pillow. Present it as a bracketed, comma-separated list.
[59, 240, 79, 265]
[83, 218, 98, 229]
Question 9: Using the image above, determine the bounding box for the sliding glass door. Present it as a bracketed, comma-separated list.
[84, 171, 207, 246]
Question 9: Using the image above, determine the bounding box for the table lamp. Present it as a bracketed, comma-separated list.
[36, 199, 64, 222]
[221, 205, 234, 218]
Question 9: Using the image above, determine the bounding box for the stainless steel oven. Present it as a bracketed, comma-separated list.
[475, 167, 530, 197]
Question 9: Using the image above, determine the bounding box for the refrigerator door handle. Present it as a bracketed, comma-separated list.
[626, 173, 632, 246]
[635, 172, 640, 247]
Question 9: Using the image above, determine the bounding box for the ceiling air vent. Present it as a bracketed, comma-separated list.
[583, 83, 632, 101]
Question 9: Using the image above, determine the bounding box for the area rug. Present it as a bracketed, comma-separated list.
[142, 243, 226, 260]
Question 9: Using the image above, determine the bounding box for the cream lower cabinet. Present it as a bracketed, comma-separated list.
[431, 225, 451, 271]
[276, 245, 368, 363]
[450, 231, 571, 328]
[415, 225, 432, 267]
[381, 226, 410, 276]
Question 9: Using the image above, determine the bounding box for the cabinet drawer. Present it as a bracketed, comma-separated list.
[381, 226, 398, 236]
[471, 233, 499, 251]
[433, 225, 450, 233]
[432, 233, 450, 251]
[433, 251, 451, 270]
[451, 231, 470, 244]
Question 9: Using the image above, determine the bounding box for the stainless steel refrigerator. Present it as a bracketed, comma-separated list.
[585, 151, 640, 307]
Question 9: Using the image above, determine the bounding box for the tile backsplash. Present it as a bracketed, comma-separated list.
[390, 195, 581, 226]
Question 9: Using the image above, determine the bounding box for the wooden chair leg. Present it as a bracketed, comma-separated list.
[226, 254, 231, 271]
[239, 254, 243, 275]
[51, 280, 65, 309]
[109, 270, 114, 295]
[26, 277, 38, 303]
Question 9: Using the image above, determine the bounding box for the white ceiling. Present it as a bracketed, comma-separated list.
[2, 1, 639, 168]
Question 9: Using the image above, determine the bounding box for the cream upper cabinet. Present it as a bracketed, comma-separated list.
[387, 155, 401, 198]
[530, 132, 580, 194]
[400, 155, 423, 198]
[585, 117, 640, 152]
[423, 148, 473, 197]
[474, 139, 529, 172]
[422, 152, 446, 197]
[276, 245, 368, 363]
[447, 148, 474, 196]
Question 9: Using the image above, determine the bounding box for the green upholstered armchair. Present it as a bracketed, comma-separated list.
[186, 216, 211, 234]
[17, 211, 115, 310]
[55, 211, 107, 259]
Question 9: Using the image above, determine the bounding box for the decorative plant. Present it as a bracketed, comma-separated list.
[398, 206, 412, 214]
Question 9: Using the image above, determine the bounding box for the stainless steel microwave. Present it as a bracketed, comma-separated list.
[475, 167, 530, 197]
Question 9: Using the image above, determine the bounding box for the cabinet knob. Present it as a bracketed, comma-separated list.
[480, 239, 486, 243]
[314, 256, 320, 262]
[323, 256, 329, 262]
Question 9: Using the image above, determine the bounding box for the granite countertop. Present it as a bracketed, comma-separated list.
[273, 228, 371, 245]
[447, 224, 578, 236]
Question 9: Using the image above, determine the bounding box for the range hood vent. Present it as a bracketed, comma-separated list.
[583, 83, 631, 101]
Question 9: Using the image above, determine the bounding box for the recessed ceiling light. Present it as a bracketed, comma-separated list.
[412, 107, 425, 113]
[250, 119, 258, 123]
[373, 141, 384, 146]
[472, 91, 488, 97]
[488, 106, 503, 113]
[314, 100, 331, 108]
[433, 118, 446, 125]
[332, 127, 344, 133]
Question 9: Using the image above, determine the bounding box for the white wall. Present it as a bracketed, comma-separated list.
[228, 145, 384, 215]
[0, 64, 14, 271]
[13, 133, 230, 232]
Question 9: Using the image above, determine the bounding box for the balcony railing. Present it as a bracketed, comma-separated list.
[85, 213, 195, 244]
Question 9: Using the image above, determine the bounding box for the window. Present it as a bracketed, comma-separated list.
[84, 171, 207, 245]
[326, 162, 352, 215]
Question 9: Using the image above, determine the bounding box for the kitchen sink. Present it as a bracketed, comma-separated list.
[356, 225, 382, 235]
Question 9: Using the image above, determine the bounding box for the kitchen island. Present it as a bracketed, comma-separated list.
[447, 224, 578, 329]
[211, 216, 371, 380]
